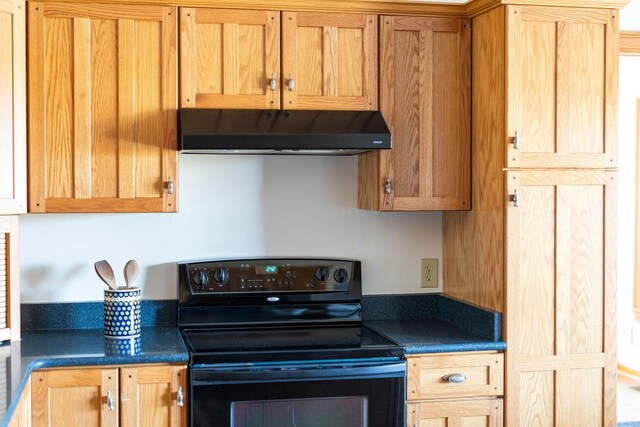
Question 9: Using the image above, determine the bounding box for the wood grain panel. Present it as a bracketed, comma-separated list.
[515, 184, 556, 357]
[120, 365, 187, 427]
[179, 8, 279, 109]
[407, 353, 503, 400]
[620, 31, 640, 55]
[569, 185, 604, 354]
[295, 25, 323, 97]
[28, 2, 178, 212]
[337, 28, 362, 97]
[0, 0, 26, 214]
[117, 18, 136, 199]
[282, 11, 376, 111]
[557, 368, 604, 426]
[366, 15, 469, 212]
[408, 399, 503, 427]
[44, 17, 74, 199]
[195, 22, 222, 94]
[90, 19, 118, 198]
[31, 368, 118, 427]
[506, 6, 617, 168]
[505, 170, 615, 427]
[508, 16, 556, 154]
[0, 10, 14, 201]
[7, 378, 30, 427]
[73, 18, 91, 199]
[519, 371, 554, 426]
[556, 21, 605, 154]
[28, 2, 46, 212]
[135, 20, 163, 199]
[443, 7, 503, 311]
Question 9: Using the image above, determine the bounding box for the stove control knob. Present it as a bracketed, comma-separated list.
[333, 268, 349, 284]
[314, 266, 329, 282]
[193, 271, 210, 288]
[213, 268, 230, 285]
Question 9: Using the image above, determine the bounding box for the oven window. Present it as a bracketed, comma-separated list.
[231, 396, 367, 427]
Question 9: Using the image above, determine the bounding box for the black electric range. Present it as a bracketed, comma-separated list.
[177, 258, 406, 427]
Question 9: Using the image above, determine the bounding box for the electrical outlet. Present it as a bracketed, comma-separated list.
[421, 259, 438, 288]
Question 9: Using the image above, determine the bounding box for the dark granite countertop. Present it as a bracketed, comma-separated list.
[0, 327, 188, 427]
[366, 319, 507, 354]
[362, 294, 506, 354]
[1, 295, 504, 425]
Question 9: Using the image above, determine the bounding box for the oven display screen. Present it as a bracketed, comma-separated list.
[256, 265, 278, 275]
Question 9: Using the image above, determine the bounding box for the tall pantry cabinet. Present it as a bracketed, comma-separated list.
[443, 5, 618, 426]
[0, 0, 25, 342]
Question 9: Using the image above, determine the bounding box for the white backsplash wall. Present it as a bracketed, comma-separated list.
[20, 155, 442, 303]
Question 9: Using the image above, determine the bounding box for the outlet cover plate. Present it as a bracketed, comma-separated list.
[421, 258, 438, 288]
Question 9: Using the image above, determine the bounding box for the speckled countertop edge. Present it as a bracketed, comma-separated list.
[0, 327, 188, 427]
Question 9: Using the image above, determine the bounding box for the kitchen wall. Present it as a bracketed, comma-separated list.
[618, 0, 640, 371]
[19, 155, 442, 303]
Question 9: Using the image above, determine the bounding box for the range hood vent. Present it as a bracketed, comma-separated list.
[179, 109, 391, 155]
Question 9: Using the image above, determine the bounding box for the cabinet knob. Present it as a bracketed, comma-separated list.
[270, 73, 277, 92]
[513, 131, 520, 150]
[442, 373, 467, 383]
[288, 74, 295, 92]
[177, 386, 185, 407]
[384, 177, 392, 195]
[106, 390, 115, 411]
[168, 176, 175, 195]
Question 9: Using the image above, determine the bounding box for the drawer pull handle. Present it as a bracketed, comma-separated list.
[442, 373, 467, 383]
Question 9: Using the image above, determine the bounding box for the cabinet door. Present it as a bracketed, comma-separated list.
[359, 16, 470, 211]
[8, 379, 31, 427]
[407, 399, 503, 427]
[0, 0, 26, 214]
[505, 170, 616, 427]
[31, 368, 119, 427]
[506, 6, 618, 168]
[282, 12, 377, 110]
[120, 365, 187, 427]
[28, 2, 178, 213]
[0, 216, 19, 342]
[180, 8, 280, 109]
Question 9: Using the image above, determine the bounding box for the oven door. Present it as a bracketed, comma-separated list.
[190, 359, 406, 427]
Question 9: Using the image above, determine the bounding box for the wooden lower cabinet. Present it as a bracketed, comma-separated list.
[407, 399, 503, 427]
[406, 353, 504, 427]
[30, 364, 187, 427]
[8, 381, 31, 427]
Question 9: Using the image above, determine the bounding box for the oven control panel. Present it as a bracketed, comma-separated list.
[183, 258, 356, 294]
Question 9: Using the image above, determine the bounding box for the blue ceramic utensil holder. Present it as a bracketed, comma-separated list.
[104, 287, 141, 338]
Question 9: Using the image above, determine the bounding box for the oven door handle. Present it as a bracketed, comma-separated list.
[191, 361, 406, 384]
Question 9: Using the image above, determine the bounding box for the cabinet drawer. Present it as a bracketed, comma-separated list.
[407, 398, 503, 427]
[407, 353, 503, 400]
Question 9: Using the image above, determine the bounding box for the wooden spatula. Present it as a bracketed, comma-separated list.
[94, 260, 117, 290]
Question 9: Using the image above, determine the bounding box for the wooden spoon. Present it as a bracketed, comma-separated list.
[124, 260, 139, 289]
[94, 260, 117, 290]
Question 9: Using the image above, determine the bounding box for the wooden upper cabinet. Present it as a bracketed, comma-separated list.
[358, 16, 470, 211]
[27, 2, 178, 213]
[506, 6, 618, 169]
[179, 8, 280, 109]
[282, 12, 377, 110]
[0, 0, 26, 214]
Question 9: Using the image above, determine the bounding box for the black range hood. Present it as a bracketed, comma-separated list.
[179, 109, 391, 155]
